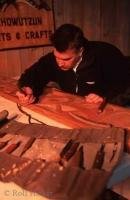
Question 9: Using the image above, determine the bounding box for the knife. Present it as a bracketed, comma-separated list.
[98, 97, 107, 113]
[92, 143, 105, 169]
[0, 140, 10, 150]
[59, 139, 80, 166]
[109, 142, 118, 162]
[60, 139, 74, 158]
[0, 113, 18, 128]
[19, 137, 36, 157]
[4, 141, 21, 154]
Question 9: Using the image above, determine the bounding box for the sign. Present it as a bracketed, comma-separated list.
[0, 0, 55, 50]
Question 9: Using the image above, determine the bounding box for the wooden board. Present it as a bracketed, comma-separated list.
[0, 76, 130, 130]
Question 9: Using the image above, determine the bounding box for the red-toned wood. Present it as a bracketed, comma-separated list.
[0, 77, 130, 130]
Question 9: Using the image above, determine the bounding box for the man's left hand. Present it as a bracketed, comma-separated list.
[85, 93, 103, 103]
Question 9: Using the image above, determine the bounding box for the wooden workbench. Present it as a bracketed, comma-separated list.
[0, 76, 130, 199]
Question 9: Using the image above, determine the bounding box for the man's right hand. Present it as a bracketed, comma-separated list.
[16, 87, 36, 105]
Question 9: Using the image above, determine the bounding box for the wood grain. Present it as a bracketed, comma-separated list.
[0, 77, 130, 130]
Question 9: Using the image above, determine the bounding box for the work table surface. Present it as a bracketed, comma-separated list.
[0, 76, 130, 199]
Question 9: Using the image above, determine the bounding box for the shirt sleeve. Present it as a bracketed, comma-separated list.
[18, 53, 54, 98]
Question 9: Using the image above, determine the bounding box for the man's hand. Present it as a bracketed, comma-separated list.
[16, 87, 36, 105]
[85, 93, 103, 104]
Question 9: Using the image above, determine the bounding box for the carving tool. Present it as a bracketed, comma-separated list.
[109, 142, 118, 162]
[59, 139, 80, 166]
[60, 139, 74, 158]
[19, 137, 36, 157]
[4, 141, 21, 154]
[92, 143, 105, 169]
[0, 140, 10, 150]
[98, 97, 107, 113]
[0, 112, 18, 128]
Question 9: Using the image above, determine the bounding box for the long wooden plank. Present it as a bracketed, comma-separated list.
[0, 77, 130, 130]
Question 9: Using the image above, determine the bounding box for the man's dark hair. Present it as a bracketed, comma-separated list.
[51, 24, 86, 52]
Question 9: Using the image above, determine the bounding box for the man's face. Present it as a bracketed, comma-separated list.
[53, 48, 82, 71]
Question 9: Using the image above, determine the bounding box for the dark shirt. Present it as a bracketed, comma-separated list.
[18, 41, 130, 106]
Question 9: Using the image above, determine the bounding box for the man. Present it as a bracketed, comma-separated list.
[16, 23, 130, 106]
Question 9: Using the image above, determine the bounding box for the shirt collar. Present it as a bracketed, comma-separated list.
[73, 56, 83, 72]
